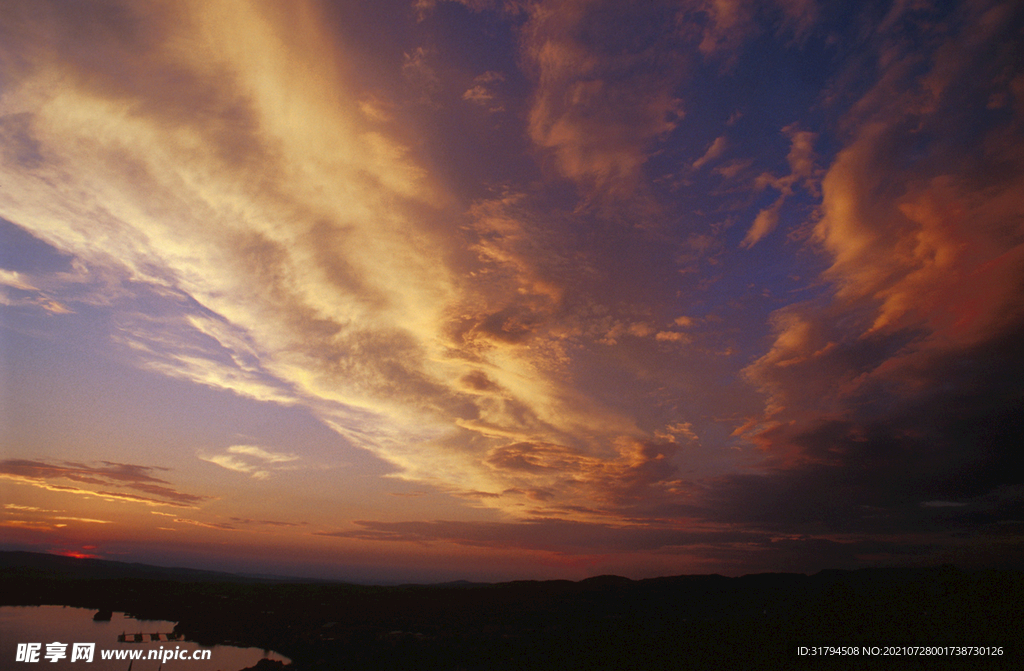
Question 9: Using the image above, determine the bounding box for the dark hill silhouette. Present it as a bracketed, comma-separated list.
[2, 551, 1021, 670]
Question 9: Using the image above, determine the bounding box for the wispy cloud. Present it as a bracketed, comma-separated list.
[199, 445, 300, 480]
[0, 267, 72, 313]
[0, 459, 208, 508]
[682, 0, 818, 60]
[463, 71, 506, 113]
[172, 518, 236, 531]
[1, 504, 111, 526]
[741, 124, 819, 247]
[692, 136, 728, 170]
[229, 517, 306, 528]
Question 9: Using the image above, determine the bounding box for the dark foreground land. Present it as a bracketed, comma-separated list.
[2, 552, 1022, 670]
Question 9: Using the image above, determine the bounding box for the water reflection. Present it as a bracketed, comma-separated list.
[0, 606, 289, 670]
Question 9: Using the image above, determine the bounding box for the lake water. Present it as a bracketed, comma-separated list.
[0, 606, 289, 670]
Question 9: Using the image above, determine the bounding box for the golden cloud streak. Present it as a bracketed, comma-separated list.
[0, 0, 680, 521]
[0, 475, 198, 509]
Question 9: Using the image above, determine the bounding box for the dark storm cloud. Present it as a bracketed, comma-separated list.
[723, 0, 1024, 564]
[707, 320, 1024, 544]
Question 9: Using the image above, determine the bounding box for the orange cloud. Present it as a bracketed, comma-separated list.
[692, 136, 728, 170]
[742, 0, 1024, 471]
[522, 0, 685, 198]
[741, 125, 819, 248]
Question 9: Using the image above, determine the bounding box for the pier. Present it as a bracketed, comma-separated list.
[117, 632, 185, 643]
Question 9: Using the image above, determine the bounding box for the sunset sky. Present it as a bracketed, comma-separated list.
[2, 0, 1023, 583]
